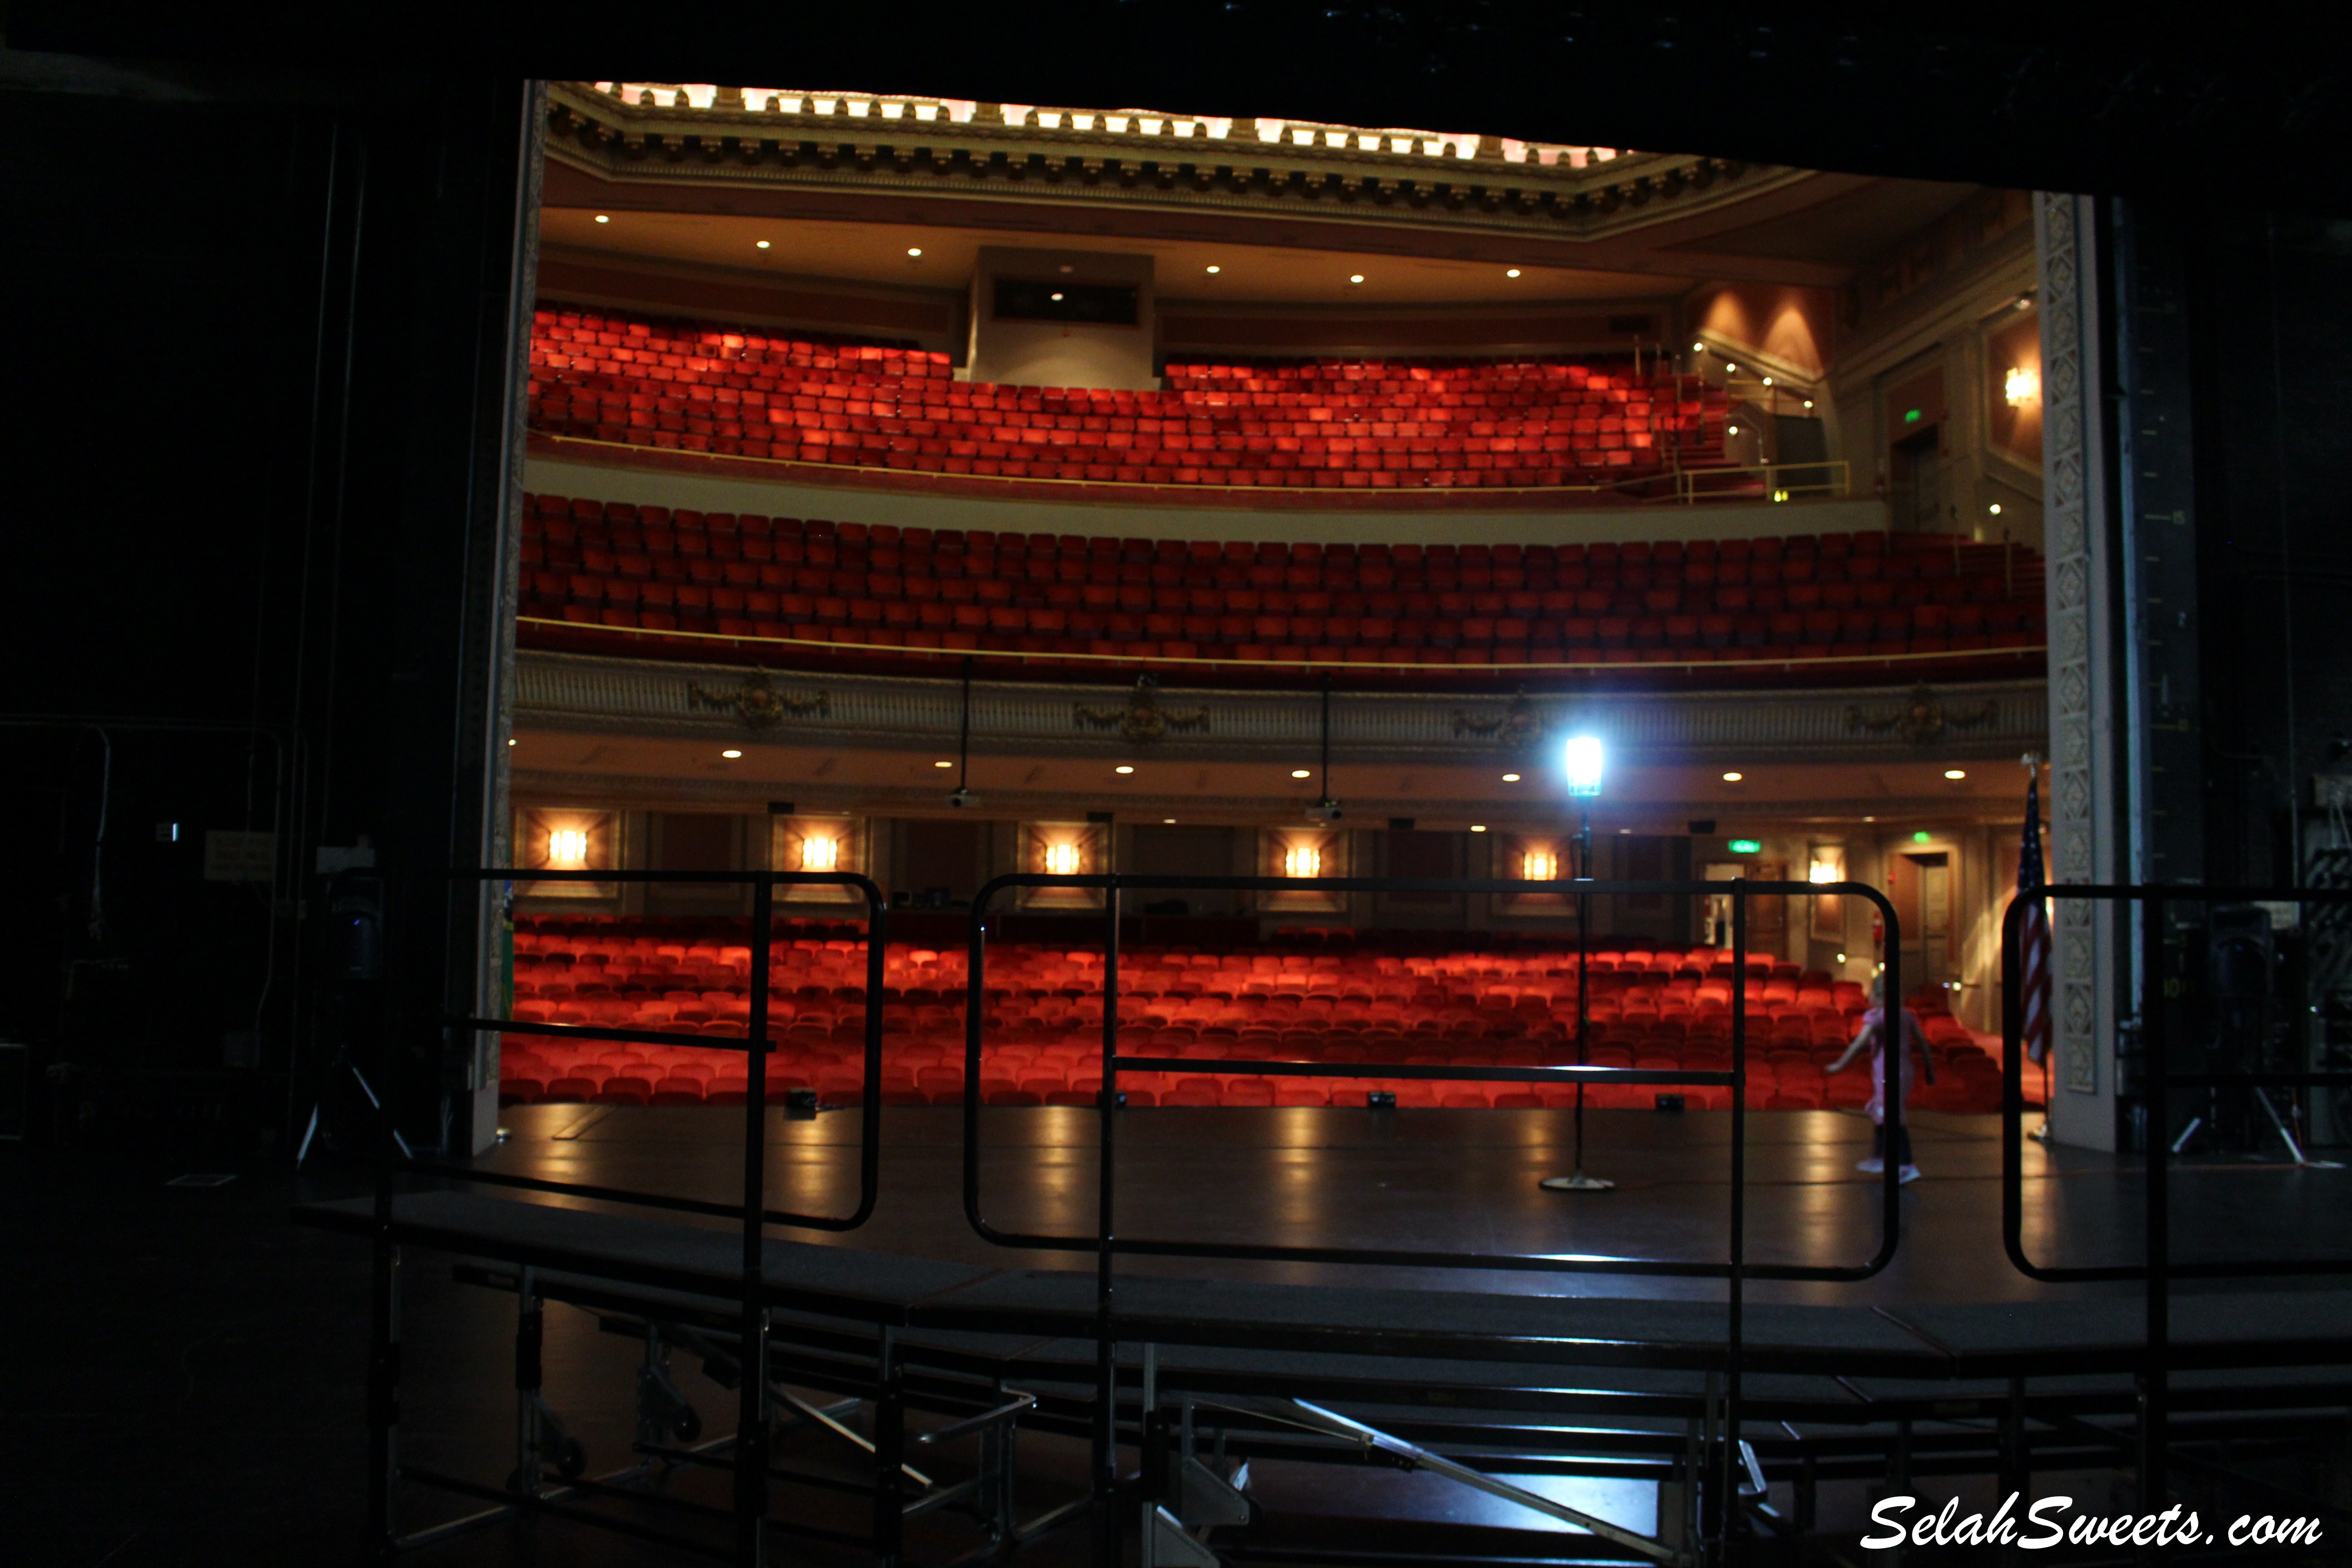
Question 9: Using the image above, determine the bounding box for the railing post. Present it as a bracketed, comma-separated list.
[735, 873, 776, 1565]
[1722, 881, 1748, 1552]
[1095, 878, 1122, 1565]
[2140, 893, 2169, 1509]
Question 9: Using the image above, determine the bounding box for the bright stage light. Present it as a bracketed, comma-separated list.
[1563, 735, 1604, 798]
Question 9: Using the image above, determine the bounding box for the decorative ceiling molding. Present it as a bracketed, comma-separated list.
[544, 82, 1804, 249]
[515, 650, 2047, 768]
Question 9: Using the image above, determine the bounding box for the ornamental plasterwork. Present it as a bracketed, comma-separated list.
[521, 651, 2045, 768]
[1450, 688, 1548, 751]
[1073, 675, 1210, 743]
[686, 670, 830, 729]
[543, 81, 1795, 244]
[2034, 192, 2100, 1098]
[1843, 684, 1999, 746]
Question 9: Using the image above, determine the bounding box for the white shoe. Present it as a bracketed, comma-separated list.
[1856, 1157, 1885, 1174]
[1898, 1165, 1922, 1185]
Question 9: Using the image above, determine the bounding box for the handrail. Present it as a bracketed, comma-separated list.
[436, 865, 890, 1234]
[960, 873, 1905, 1283]
[2000, 881, 2352, 1509]
[518, 614, 2038, 676]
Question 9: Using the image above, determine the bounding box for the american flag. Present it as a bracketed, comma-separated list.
[2017, 771, 2053, 1066]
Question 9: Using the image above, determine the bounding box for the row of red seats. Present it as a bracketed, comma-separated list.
[528, 305, 1735, 491]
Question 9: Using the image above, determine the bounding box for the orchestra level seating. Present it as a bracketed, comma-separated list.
[525, 305, 1741, 492]
[496, 916, 2022, 1114]
[517, 490, 2047, 673]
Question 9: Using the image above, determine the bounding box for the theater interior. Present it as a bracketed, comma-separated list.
[8, 19, 2352, 1568]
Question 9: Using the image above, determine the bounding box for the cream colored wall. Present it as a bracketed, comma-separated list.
[525, 452, 1889, 545]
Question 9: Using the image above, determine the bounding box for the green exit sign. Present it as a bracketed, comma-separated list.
[1727, 838, 1763, 854]
[1904, 407, 1923, 423]
[1912, 830, 1933, 843]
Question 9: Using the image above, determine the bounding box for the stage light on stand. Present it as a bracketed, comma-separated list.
[1544, 733, 1613, 1194]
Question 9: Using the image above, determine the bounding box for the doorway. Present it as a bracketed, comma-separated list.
[1896, 849, 1955, 990]
[1889, 426, 1946, 533]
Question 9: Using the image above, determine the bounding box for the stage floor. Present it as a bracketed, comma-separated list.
[13, 1110, 2350, 1565]
[478, 1102, 2352, 1305]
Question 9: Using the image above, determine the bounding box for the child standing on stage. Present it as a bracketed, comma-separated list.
[1826, 973, 1936, 1184]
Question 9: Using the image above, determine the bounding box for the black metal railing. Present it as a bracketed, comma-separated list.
[2000, 882, 2352, 1507]
[961, 871, 1904, 1557]
[369, 866, 887, 1563]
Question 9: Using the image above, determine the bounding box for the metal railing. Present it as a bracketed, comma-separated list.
[961, 871, 1903, 1558]
[368, 866, 888, 1563]
[2000, 882, 2352, 1506]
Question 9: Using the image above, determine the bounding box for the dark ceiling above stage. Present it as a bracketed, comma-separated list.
[12, 3, 2351, 212]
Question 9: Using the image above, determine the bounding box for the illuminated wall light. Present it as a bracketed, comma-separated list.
[1692, 341, 1705, 353]
[1469, 824, 1487, 833]
[2004, 367, 2040, 407]
[1803, 399, 1815, 409]
[1727, 423, 1740, 436]
[1114, 764, 1135, 774]
[800, 836, 839, 872]
[722, 749, 743, 759]
[1348, 274, 1365, 284]
[1050, 291, 1064, 301]
[1808, 861, 1839, 884]
[1722, 771, 1744, 782]
[594, 214, 610, 223]
[1505, 268, 1522, 278]
[1521, 849, 1558, 881]
[1290, 768, 1312, 779]
[756, 239, 771, 249]
[1044, 842, 1083, 876]
[1989, 503, 2004, 515]
[548, 828, 589, 866]
[1725, 363, 1738, 373]
[1944, 769, 1967, 780]
[1205, 265, 1220, 274]
[1761, 376, 1773, 386]
[1283, 844, 1323, 879]
[1162, 817, 1176, 824]
[507, 737, 516, 746]
[1501, 772, 1521, 783]
[934, 759, 954, 768]
[906, 247, 923, 257]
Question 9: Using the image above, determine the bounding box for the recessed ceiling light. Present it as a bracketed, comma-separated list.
[1505, 268, 1521, 278]
[1725, 363, 1738, 373]
[1761, 376, 1772, 386]
[1470, 824, 1487, 833]
[1050, 291, 1064, 301]
[1291, 769, 1312, 779]
[1205, 265, 1220, 274]
[594, 215, 610, 224]
[906, 246, 923, 257]
[1989, 503, 2004, 515]
[1727, 424, 1740, 436]
[1691, 341, 1705, 353]
[1944, 769, 1967, 780]
[1115, 764, 1135, 774]
[934, 760, 954, 768]
[755, 240, 771, 249]
[1723, 771, 1744, 782]
[1501, 773, 1521, 782]
[1803, 399, 1815, 409]
[721, 749, 744, 759]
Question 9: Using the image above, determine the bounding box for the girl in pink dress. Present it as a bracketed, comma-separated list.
[1827, 974, 1936, 1183]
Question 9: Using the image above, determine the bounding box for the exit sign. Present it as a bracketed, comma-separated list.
[1727, 838, 1763, 854]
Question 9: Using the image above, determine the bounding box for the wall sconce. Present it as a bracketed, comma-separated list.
[1522, 849, 1559, 881]
[2004, 366, 2040, 407]
[548, 828, 588, 866]
[1283, 844, 1323, 879]
[1044, 841, 1083, 877]
[1808, 859, 1839, 885]
[800, 836, 839, 873]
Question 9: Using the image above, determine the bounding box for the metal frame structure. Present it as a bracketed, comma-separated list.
[2001, 882, 2352, 1507]
[372, 865, 888, 1563]
[962, 872, 1903, 1562]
